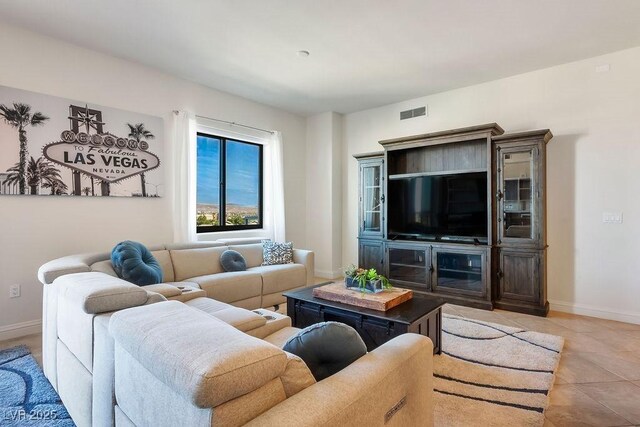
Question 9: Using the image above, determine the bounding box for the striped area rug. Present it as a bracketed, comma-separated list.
[434, 314, 564, 426]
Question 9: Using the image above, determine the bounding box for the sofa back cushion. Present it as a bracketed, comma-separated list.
[228, 244, 264, 268]
[170, 247, 227, 281]
[109, 301, 288, 408]
[91, 260, 118, 277]
[151, 250, 175, 282]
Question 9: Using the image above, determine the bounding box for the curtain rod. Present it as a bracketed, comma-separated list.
[173, 110, 274, 135]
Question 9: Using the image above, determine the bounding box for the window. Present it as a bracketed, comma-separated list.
[196, 132, 263, 232]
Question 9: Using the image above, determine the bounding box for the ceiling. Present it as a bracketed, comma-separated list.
[1, 0, 639, 115]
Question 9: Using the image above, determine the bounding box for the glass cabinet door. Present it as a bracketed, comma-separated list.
[387, 245, 429, 289]
[433, 250, 485, 296]
[359, 160, 384, 237]
[498, 147, 537, 244]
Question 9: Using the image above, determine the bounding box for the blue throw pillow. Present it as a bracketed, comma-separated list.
[111, 241, 163, 286]
[220, 250, 247, 272]
[283, 322, 367, 381]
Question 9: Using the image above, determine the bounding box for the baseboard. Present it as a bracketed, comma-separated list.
[549, 299, 640, 325]
[0, 319, 42, 341]
[314, 269, 343, 280]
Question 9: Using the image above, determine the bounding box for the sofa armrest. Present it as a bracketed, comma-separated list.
[56, 272, 151, 314]
[293, 249, 315, 286]
[246, 334, 433, 427]
[143, 283, 183, 298]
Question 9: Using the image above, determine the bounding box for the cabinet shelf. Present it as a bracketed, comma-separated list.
[438, 267, 482, 276]
[389, 263, 427, 269]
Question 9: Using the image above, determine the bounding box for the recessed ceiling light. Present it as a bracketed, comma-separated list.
[297, 50, 310, 57]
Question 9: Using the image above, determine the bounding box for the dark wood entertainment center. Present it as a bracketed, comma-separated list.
[355, 123, 552, 316]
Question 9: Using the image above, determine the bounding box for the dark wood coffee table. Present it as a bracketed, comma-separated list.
[284, 284, 445, 354]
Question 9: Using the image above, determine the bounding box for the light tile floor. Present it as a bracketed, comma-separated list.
[2, 302, 640, 426]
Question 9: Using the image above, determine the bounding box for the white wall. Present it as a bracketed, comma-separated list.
[0, 23, 307, 335]
[306, 112, 343, 278]
[342, 47, 640, 324]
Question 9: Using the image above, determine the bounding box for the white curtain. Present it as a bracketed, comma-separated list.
[264, 131, 286, 242]
[172, 111, 197, 242]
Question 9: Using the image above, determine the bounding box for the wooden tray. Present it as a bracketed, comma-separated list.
[312, 283, 413, 311]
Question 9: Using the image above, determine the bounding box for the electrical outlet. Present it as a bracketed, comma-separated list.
[602, 212, 623, 224]
[9, 284, 21, 298]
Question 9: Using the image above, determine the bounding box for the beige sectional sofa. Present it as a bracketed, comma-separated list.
[38, 240, 434, 426]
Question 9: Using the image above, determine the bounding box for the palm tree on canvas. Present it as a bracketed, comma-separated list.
[42, 177, 68, 195]
[7, 156, 66, 195]
[29, 156, 65, 195]
[0, 103, 49, 194]
[127, 123, 155, 197]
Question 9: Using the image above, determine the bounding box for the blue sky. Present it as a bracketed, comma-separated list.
[196, 135, 260, 207]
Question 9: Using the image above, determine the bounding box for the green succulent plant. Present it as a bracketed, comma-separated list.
[344, 264, 392, 292]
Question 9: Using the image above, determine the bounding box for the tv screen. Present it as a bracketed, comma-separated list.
[388, 172, 488, 242]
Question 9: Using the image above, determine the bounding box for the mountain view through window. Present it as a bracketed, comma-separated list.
[196, 133, 262, 232]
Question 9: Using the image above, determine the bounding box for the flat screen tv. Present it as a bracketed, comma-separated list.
[387, 172, 488, 243]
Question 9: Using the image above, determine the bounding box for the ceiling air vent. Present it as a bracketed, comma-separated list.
[400, 106, 426, 120]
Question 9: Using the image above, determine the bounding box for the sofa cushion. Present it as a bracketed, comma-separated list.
[170, 247, 227, 281]
[151, 250, 175, 282]
[283, 322, 367, 381]
[109, 301, 288, 408]
[220, 250, 247, 272]
[183, 296, 231, 313]
[91, 260, 118, 277]
[261, 241, 293, 266]
[227, 244, 263, 268]
[187, 271, 262, 303]
[249, 264, 307, 295]
[111, 241, 163, 286]
[185, 297, 267, 332]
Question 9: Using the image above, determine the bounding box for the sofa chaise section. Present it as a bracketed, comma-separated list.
[110, 302, 434, 427]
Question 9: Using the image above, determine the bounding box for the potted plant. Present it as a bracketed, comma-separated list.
[344, 264, 392, 293]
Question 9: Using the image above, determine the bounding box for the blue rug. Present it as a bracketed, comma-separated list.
[0, 345, 74, 426]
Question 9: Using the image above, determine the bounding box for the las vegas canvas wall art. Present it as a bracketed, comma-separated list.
[0, 85, 163, 197]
